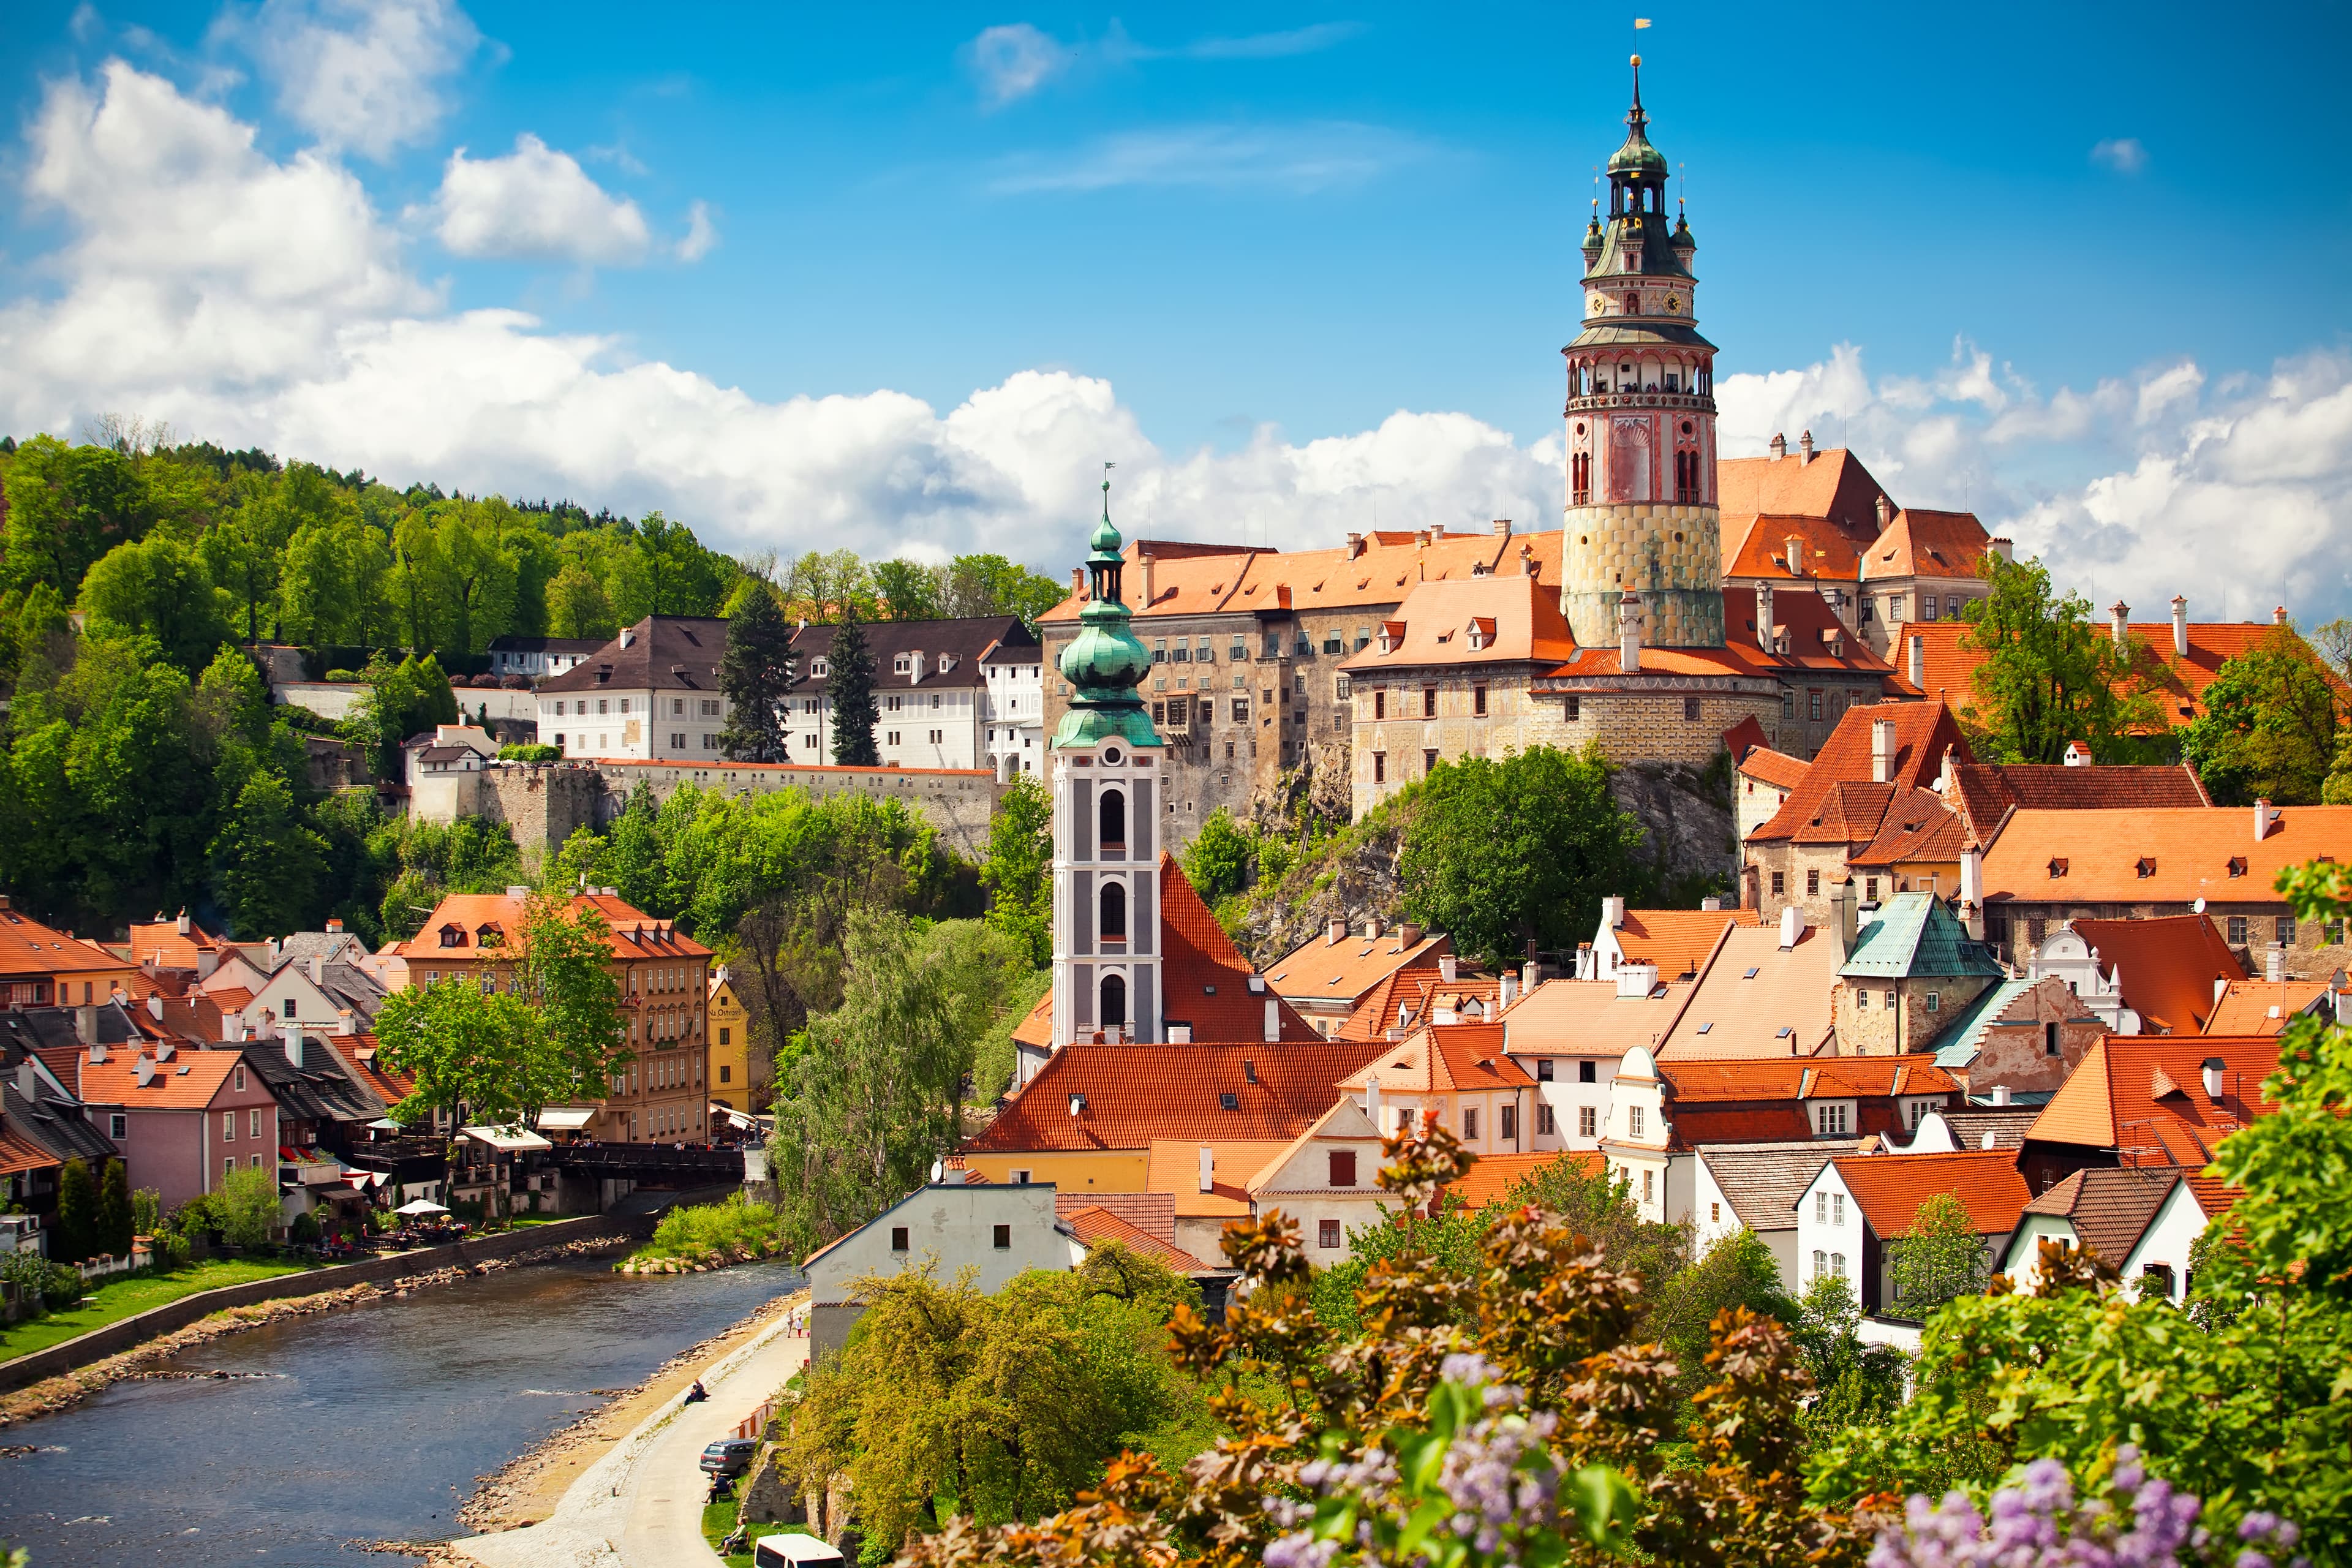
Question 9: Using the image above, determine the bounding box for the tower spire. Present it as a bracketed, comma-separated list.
[1629, 53, 1645, 128]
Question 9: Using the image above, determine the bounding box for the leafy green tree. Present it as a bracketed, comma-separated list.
[1398, 743, 1646, 966]
[1959, 552, 2158, 763]
[718, 584, 795, 763]
[76, 533, 230, 670]
[939, 552, 1069, 627]
[783, 548, 873, 621]
[217, 1163, 281, 1248]
[1888, 1191, 1988, 1314]
[374, 975, 562, 1132]
[0, 435, 151, 595]
[345, 652, 460, 779]
[96, 1158, 133, 1258]
[1646, 1228, 1802, 1407]
[515, 894, 631, 1105]
[827, 605, 881, 766]
[2179, 624, 2347, 804]
[210, 772, 329, 937]
[1180, 807, 1254, 902]
[53, 1156, 96, 1263]
[279, 516, 393, 646]
[870, 557, 943, 621]
[978, 774, 1052, 965]
[1788, 1274, 1905, 1444]
[130, 1186, 164, 1243]
[546, 560, 617, 640]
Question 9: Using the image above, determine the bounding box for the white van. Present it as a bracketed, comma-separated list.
[754, 1534, 845, 1568]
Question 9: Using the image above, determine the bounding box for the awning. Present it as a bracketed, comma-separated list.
[534, 1107, 597, 1131]
[461, 1125, 554, 1153]
[366, 1118, 404, 1131]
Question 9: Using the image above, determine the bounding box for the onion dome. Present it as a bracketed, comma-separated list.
[1052, 472, 1162, 750]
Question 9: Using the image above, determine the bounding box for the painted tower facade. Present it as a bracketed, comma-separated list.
[1049, 477, 1166, 1052]
[1561, 59, 1724, 650]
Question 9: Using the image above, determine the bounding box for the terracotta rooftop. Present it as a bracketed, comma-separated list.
[967, 1039, 1380, 1154]
[123, 916, 233, 972]
[1722, 512, 1867, 584]
[1145, 1138, 1294, 1218]
[1656, 925, 1845, 1061]
[1052, 1191, 1177, 1244]
[1716, 448, 1893, 548]
[1610, 908, 1759, 981]
[1890, 618, 2335, 727]
[0, 907, 132, 982]
[1335, 1023, 1534, 1095]
[1981, 807, 2352, 910]
[2067, 915, 2245, 1035]
[1441, 1150, 1606, 1211]
[2025, 1035, 2282, 1166]
[1060, 1204, 1212, 1272]
[2018, 1167, 2180, 1267]
[390, 892, 712, 962]
[1156, 854, 1321, 1044]
[1848, 789, 1969, 868]
[1038, 530, 1539, 626]
[1831, 1148, 2032, 1238]
[1940, 760, 2212, 848]
[2204, 978, 2333, 1036]
[1864, 508, 1992, 581]
[1499, 979, 1693, 1060]
[1656, 1054, 1960, 1149]
[72, 1047, 247, 1110]
[1750, 700, 1973, 846]
[1547, 587, 1890, 683]
[1738, 744, 1812, 793]
[1337, 970, 1507, 1039]
[1264, 927, 1448, 1008]
[1337, 573, 1578, 673]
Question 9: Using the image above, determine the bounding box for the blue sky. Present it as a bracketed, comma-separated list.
[4, 1, 2350, 617]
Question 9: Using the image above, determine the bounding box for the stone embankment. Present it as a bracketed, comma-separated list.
[614, 1240, 788, 1276]
[0, 1229, 632, 1428]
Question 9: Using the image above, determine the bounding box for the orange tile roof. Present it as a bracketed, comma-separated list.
[2067, 915, 2245, 1035]
[208, 986, 255, 1014]
[1657, 925, 1846, 1061]
[1890, 619, 2334, 728]
[322, 1032, 413, 1102]
[1749, 700, 1973, 846]
[1738, 744, 1812, 792]
[1499, 979, 1694, 1059]
[1716, 448, 1893, 546]
[1660, 1054, 1960, 1103]
[1864, 508, 1992, 581]
[1723, 513, 1868, 584]
[1613, 908, 1760, 980]
[124, 916, 233, 971]
[1265, 929, 1448, 1008]
[1156, 854, 1322, 1044]
[966, 1040, 1379, 1154]
[1848, 790, 1968, 868]
[390, 892, 712, 962]
[1060, 1204, 1211, 1272]
[1336, 971, 1507, 1039]
[1980, 806, 2352, 908]
[0, 906, 135, 980]
[1335, 1023, 1534, 1095]
[74, 1047, 245, 1110]
[0, 1122, 58, 1178]
[2204, 979, 2332, 1036]
[1038, 530, 1536, 626]
[1442, 1150, 1606, 1210]
[1338, 573, 1578, 674]
[1549, 589, 1888, 683]
[1831, 1148, 2031, 1238]
[2024, 1035, 2283, 1161]
[1939, 761, 2211, 847]
[1052, 1190, 1177, 1243]
[1009, 987, 1056, 1049]
[1145, 1137, 1295, 1217]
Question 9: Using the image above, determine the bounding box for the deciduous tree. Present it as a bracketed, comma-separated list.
[2179, 624, 2348, 804]
[1888, 1191, 1988, 1313]
[978, 774, 1052, 965]
[1959, 553, 2159, 763]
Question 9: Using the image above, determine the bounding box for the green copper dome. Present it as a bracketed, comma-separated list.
[1052, 475, 1163, 752]
[1607, 57, 1669, 177]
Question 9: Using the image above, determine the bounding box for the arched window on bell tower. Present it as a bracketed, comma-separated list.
[1099, 787, 1126, 850]
[1100, 972, 1128, 1030]
[1100, 880, 1127, 943]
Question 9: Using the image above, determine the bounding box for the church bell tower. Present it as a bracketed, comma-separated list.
[1560, 57, 1724, 650]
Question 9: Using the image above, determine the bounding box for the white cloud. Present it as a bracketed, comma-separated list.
[429, 134, 652, 265]
[964, 23, 1069, 105]
[2091, 137, 2149, 175]
[1175, 22, 1365, 60]
[990, 121, 1426, 194]
[676, 200, 718, 263]
[238, 0, 480, 160]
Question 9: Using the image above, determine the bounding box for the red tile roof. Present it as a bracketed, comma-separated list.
[2067, 916, 2245, 1035]
[1749, 701, 1974, 846]
[1441, 1150, 1606, 1210]
[1848, 789, 1969, 868]
[2025, 1035, 2282, 1163]
[322, 1032, 413, 1102]
[1337, 573, 1578, 674]
[2204, 979, 2332, 1036]
[1656, 925, 1846, 1061]
[1039, 530, 1535, 627]
[1156, 854, 1321, 1044]
[0, 907, 134, 981]
[1980, 807, 2352, 908]
[1265, 928, 1447, 1008]
[1335, 1023, 1535, 1095]
[1144, 1138, 1293, 1217]
[123, 916, 233, 971]
[1738, 745, 1812, 792]
[1611, 908, 1760, 981]
[1499, 979, 1694, 1060]
[73, 1047, 246, 1110]
[1060, 1204, 1211, 1272]
[1722, 513, 1867, 584]
[390, 892, 712, 962]
[1832, 1148, 2032, 1238]
[0, 1124, 58, 1178]
[1052, 1190, 1177, 1245]
[1337, 971, 1506, 1039]
[1864, 508, 1992, 581]
[1659, 1055, 1961, 1150]
[965, 1039, 1381, 1154]
[1716, 448, 1893, 547]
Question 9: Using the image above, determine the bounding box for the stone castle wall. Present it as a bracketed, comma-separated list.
[1561, 500, 1725, 648]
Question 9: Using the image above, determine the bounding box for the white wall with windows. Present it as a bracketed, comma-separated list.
[541, 689, 733, 761]
[1795, 1161, 1864, 1297]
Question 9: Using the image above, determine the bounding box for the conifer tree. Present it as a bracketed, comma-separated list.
[719, 584, 794, 763]
[97, 1158, 133, 1258]
[53, 1157, 96, 1263]
[826, 606, 880, 767]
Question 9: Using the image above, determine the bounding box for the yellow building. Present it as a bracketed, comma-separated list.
[707, 966, 753, 1109]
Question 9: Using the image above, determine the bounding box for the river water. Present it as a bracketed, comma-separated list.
[0, 1257, 800, 1567]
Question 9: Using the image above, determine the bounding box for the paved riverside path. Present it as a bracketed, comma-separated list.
[457, 1308, 809, 1568]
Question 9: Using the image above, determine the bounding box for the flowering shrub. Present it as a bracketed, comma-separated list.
[1869, 1447, 2307, 1568]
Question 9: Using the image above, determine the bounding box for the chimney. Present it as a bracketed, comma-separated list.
[1522, 957, 1542, 995]
[309, 953, 325, 986]
[2254, 799, 2275, 841]
[74, 1005, 100, 1047]
[1491, 518, 1512, 537]
[1755, 581, 1774, 651]
[2200, 1057, 2226, 1102]
[1401, 922, 1425, 946]
[1602, 895, 1627, 929]
[1070, 565, 1085, 598]
[2171, 595, 2188, 658]
[908, 651, 925, 685]
[285, 1030, 304, 1070]
[266, 937, 282, 967]
[1618, 590, 1643, 674]
[1991, 1084, 2012, 1107]
[1835, 876, 1858, 958]
[1908, 634, 1924, 689]
[2266, 946, 2285, 984]
[16, 1060, 35, 1102]
[175, 908, 191, 937]
[88, 1039, 107, 1065]
[1874, 495, 1893, 530]
[1615, 960, 1659, 998]
[1700, 895, 1721, 911]
[1769, 432, 1787, 462]
[1871, 718, 1897, 784]
[1346, 532, 1365, 559]
[1263, 998, 1280, 1043]
[1499, 972, 1518, 1011]
[1197, 1144, 1215, 1194]
[1989, 536, 2013, 562]
[1798, 430, 1816, 464]
[2109, 601, 2129, 646]
[1785, 534, 1806, 576]
[337, 1008, 355, 1035]
[326, 918, 343, 934]
[619, 625, 636, 649]
[1327, 919, 1346, 946]
[1779, 905, 1807, 949]
[146, 993, 164, 1022]
[1363, 918, 1381, 940]
[2274, 605, 2288, 626]
[1136, 551, 1155, 609]
[1520, 543, 1539, 578]
[1365, 1072, 1382, 1133]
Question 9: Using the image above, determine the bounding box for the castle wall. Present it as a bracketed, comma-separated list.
[1560, 501, 1725, 649]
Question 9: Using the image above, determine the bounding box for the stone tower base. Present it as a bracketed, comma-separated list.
[1561, 500, 1724, 647]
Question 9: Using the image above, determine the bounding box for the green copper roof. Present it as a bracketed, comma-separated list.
[1839, 893, 2010, 981]
[1608, 59, 1670, 176]
[1053, 475, 1163, 752]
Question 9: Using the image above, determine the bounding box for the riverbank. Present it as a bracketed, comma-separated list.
[458, 1281, 804, 1534]
[0, 1231, 630, 1429]
[0, 1257, 313, 1362]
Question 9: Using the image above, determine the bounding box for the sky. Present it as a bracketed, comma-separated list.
[3, 1, 2350, 620]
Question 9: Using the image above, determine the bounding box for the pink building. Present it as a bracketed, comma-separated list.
[61, 1043, 283, 1213]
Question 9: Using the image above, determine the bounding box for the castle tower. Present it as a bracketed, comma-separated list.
[1561, 57, 1724, 650]
[1049, 473, 1165, 1050]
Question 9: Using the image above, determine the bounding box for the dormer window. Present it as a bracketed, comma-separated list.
[2048, 858, 2069, 878]
[2135, 857, 2157, 878]
[893, 655, 910, 674]
[437, 924, 467, 948]
[812, 659, 828, 677]
[2227, 856, 2248, 877]
[477, 923, 505, 948]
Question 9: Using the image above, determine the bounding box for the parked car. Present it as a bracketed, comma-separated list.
[754, 1535, 844, 1567]
[699, 1438, 758, 1478]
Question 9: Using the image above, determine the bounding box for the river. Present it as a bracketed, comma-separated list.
[0, 1257, 800, 1567]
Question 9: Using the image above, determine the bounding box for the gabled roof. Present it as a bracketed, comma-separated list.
[1333, 1023, 1534, 1095]
[1839, 892, 2006, 981]
[1749, 701, 1973, 846]
[0, 1121, 58, 1178]
[243, 1044, 378, 1125]
[1264, 927, 1447, 1008]
[535, 615, 726, 695]
[1931, 978, 2043, 1069]
[74, 1047, 249, 1110]
[1722, 513, 1866, 584]
[1983, 808, 2352, 911]
[1940, 1106, 2043, 1150]
[1060, 1204, 1212, 1272]
[1547, 589, 1889, 683]
[1657, 925, 1845, 1061]
[965, 1039, 1381, 1154]
[1144, 1138, 1293, 1218]
[1611, 908, 1759, 981]
[2018, 1167, 2179, 1265]
[1156, 854, 1321, 1044]
[784, 616, 1035, 693]
[1038, 530, 1542, 627]
[1, 1072, 118, 1163]
[1336, 573, 1578, 673]
[1847, 790, 1969, 867]
[1699, 1140, 1863, 1230]
[1500, 978, 1692, 1059]
[0, 905, 132, 979]
[1336, 970, 1506, 1039]
[1245, 1097, 1388, 1193]
[1442, 1150, 1606, 1211]
[1716, 448, 1893, 547]
[320, 1033, 412, 1105]
[123, 916, 233, 971]
[2024, 1035, 2282, 1163]
[2204, 978, 2333, 1036]
[2067, 915, 2245, 1035]
[1738, 745, 1811, 792]
[1864, 508, 1991, 581]
[1830, 1148, 2032, 1238]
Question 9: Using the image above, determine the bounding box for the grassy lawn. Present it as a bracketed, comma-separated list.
[703, 1496, 755, 1568]
[0, 1257, 315, 1364]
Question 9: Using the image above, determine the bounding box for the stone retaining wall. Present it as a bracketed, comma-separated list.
[0, 1212, 645, 1392]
